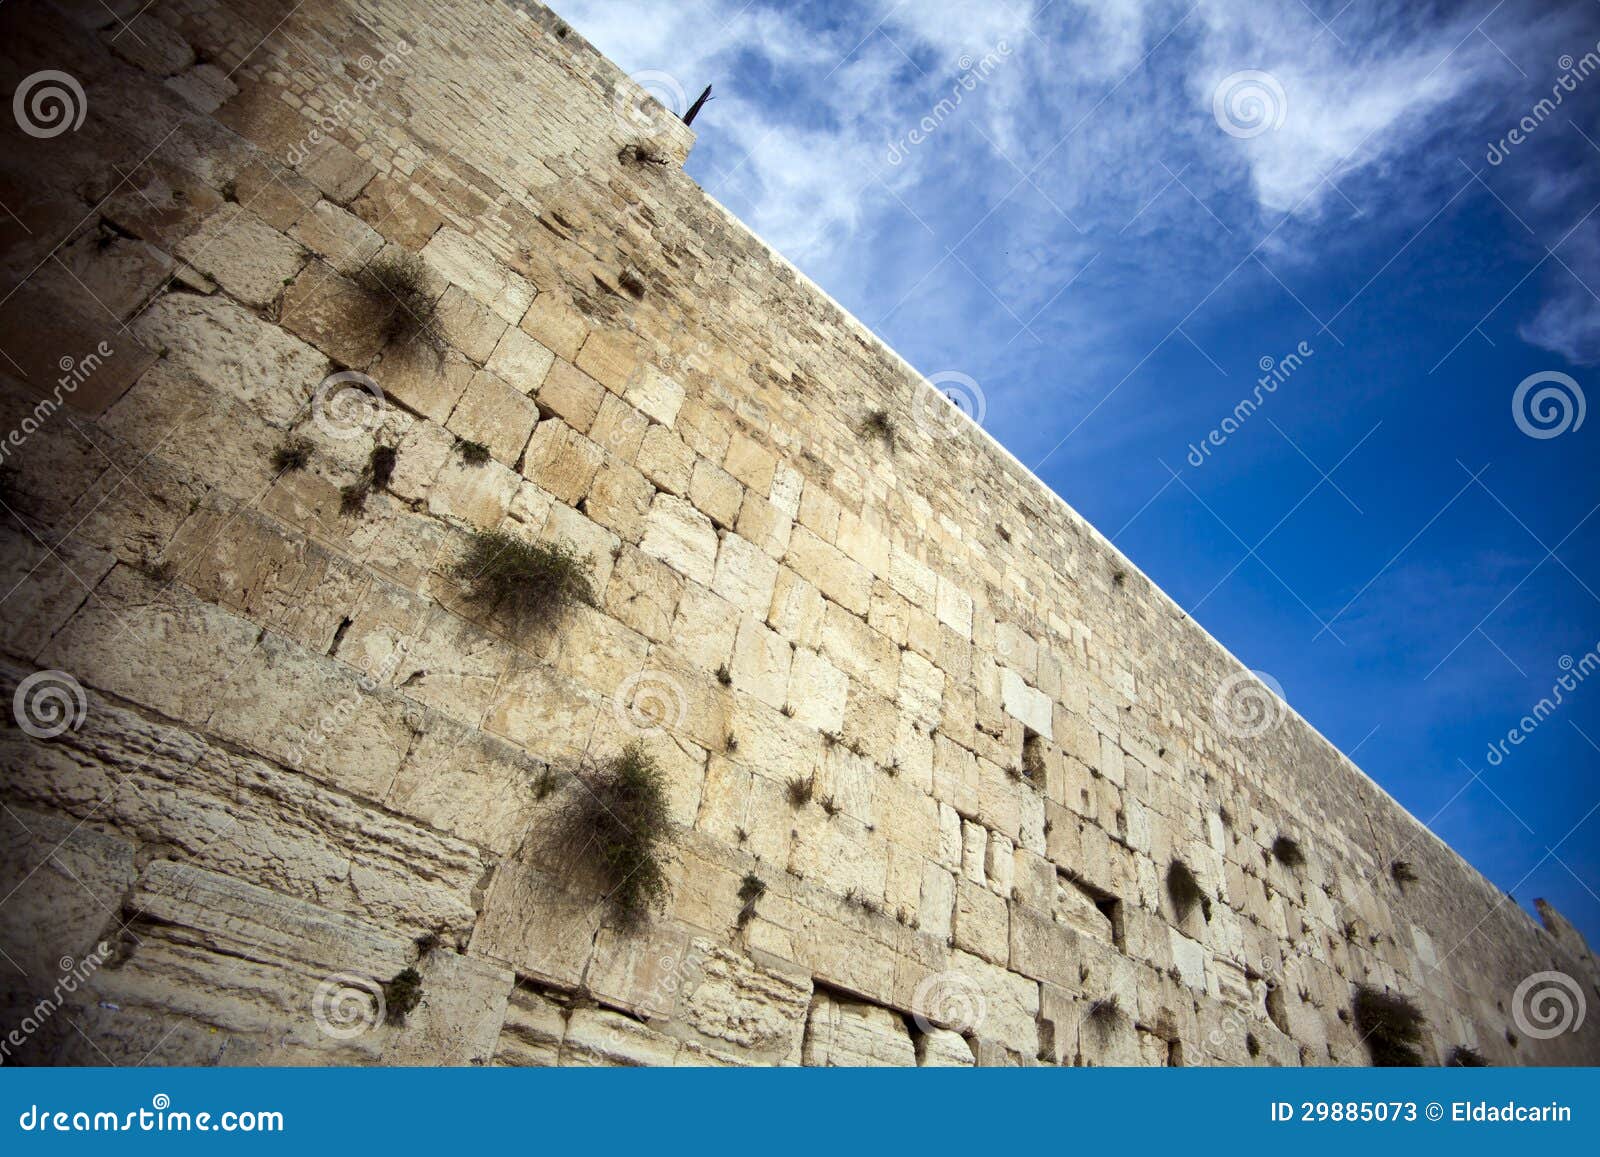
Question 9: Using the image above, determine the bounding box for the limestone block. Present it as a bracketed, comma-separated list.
[898, 647, 945, 727]
[382, 949, 514, 1066]
[0, 805, 135, 987]
[680, 940, 811, 1063]
[1000, 667, 1053, 739]
[689, 457, 744, 528]
[472, 860, 604, 990]
[0, 528, 117, 661]
[899, 949, 1039, 1061]
[290, 199, 385, 274]
[590, 392, 650, 461]
[640, 493, 719, 586]
[429, 455, 521, 528]
[48, 228, 174, 320]
[954, 876, 1009, 965]
[736, 490, 793, 558]
[445, 369, 538, 466]
[132, 292, 329, 428]
[522, 419, 603, 504]
[604, 545, 683, 642]
[637, 422, 695, 495]
[433, 285, 507, 363]
[712, 532, 780, 611]
[174, 205, 307, 307]
[798, 484, 841, 539]
[541, 603, 651, 703]
[386, 716, 542, 856]
[1170, 928, 1208, 991]
[493, 987, 568, 1066]
[986, 831, 1015, 896]
[40, 566, 262, 725]
[802, 991, 915, 1066]
[935, 575, 974, 638]
[788, 647, 847, 733]
[670, 585, 742, 673]
[770, 461, 804, 515]
[562, 1008, 682, 1066]
[422, 227, 533, 324]
[767, 567, 825, 650]
[535, 357, 606, 432]
[520, 292, 588, 361]
[585, 923, 694, 1020]
[486, 326, 556, 395]
[730, 613, 793, 711]
[937, 802, 963, 868]
[624, 364, 685, 427]
[961, 820, 987, 883]
[372, 343, 475, 423]
[281, 259, 399, 366]
[586, 455, 654, 541]
[917, 1027, 977, 1066]
[575, 328, 643, 393]
[887, 546, 937, 609]
[723, 431, 777, 495]
[919, 863, 956, 939]
[936, 737, 981, 820]
[484, 661, 601, 764]
[819, 600, 899, 700]
[786, 524, 871, 615]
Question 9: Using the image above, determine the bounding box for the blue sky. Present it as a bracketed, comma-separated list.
[561, 0, 1600, 947]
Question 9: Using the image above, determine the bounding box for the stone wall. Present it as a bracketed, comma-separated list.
[0, 0, 1595, 1067]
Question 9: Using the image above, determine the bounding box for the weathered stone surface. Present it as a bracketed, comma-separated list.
[175, 206, 307, 306]
[802, 990, 915, 1066]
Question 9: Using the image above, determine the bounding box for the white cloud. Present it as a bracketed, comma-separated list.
[1519, 220, 1600, 365]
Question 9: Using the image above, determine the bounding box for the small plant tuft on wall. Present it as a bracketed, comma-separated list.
[786, 773, 815, 807]
[1086, 994, 1121, 1029]
[383, 967, 423, 1024]
[862, 408, 897, 449]
[1390, 859, 1418, 886]
[1166, 859, 1211, 922]
[457, 439, 491, 465]
[736, 871, 766, 928]
[1447, 1045, 1487, 1067]
[552, 743, 672, 930]
[454, 530, 595, 631]
[1271, 835, 1306, 869]
[271, 437, 312, 474]
[1352, 984, 1427, 1067]
[353, 251, 443, 350]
